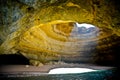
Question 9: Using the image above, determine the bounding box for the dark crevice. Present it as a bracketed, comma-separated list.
[0, 54, 29, 65]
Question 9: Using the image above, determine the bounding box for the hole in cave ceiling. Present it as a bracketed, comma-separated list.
[69, 22, 99, 39]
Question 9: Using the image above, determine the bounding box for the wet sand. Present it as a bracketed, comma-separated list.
[0, 63, 114, 74]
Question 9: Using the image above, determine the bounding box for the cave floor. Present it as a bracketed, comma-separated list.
[0, 63, 114, 73]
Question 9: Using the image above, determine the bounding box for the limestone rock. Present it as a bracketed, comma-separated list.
[0, 0, 120, 66]
[0, 20, 119, 66]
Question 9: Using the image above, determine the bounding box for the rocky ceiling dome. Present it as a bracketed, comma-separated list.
[0, 0, 120, 66]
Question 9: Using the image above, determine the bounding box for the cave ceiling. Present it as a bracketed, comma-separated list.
[0, 0, 120, 66]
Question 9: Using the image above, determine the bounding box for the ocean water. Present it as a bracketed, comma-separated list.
[0, 69, 116, 80]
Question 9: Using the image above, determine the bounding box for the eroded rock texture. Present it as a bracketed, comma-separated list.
[0, 0, 120, 66]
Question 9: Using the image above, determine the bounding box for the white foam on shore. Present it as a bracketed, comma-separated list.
[48, 68, 98, 74]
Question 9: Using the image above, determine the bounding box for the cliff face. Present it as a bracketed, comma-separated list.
[0, 0, 120, 66]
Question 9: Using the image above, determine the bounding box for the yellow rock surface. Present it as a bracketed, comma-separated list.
[0, 20, 80, 64]
[0, 0, 120, 66]
[0, 19, 116, 65]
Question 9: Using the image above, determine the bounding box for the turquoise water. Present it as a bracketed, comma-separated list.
[0, 69, 116, 80]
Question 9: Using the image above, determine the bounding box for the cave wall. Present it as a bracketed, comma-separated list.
[0, 0, 120, 66]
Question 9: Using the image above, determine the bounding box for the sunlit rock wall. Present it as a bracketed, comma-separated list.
[0, 0, 120, 66]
